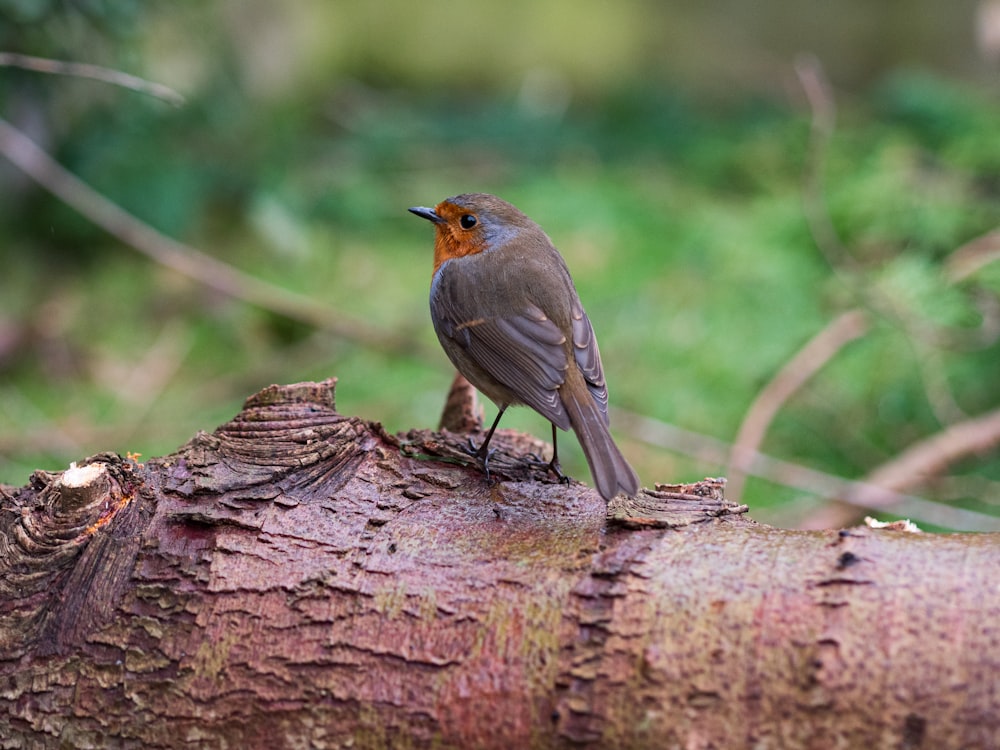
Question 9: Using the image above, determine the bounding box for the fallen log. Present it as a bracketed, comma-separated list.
[1, 379, 996, 749]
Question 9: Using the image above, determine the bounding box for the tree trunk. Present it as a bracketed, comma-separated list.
[1, 379, 997, 749]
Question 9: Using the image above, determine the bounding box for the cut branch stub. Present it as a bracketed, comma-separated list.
[0, 454, 142, 659]
[438, 371, 484, 433]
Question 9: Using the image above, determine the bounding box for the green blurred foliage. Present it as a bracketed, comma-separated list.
[1, 1, 998, 529]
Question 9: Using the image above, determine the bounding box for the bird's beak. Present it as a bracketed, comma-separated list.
[408, 206, 445, 224]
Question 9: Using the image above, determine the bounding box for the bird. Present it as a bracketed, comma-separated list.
[408, 192, 640, 501]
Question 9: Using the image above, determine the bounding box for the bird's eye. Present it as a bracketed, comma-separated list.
[459, 214, 477, 229]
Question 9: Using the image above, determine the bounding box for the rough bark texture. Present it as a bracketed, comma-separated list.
[1, 379, 998, 749]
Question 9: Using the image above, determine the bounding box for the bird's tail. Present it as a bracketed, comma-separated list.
[562, 385, 640, 502]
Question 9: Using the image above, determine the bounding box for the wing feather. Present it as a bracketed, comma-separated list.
[435, 291, 571, 427]
[570, 302, 609, 425]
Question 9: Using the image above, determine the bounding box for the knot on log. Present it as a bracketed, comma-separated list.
[0, 453, 139, 658]
[608, 478, 749, 529]
[155, 378, 387, 518]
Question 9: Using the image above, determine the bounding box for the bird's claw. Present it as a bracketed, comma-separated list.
[465, 436, 498, 484]
[548, 458, 570, 485]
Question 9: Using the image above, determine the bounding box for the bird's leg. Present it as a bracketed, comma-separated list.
[547, 423, 570, 484]
[467, 406, 506, 484]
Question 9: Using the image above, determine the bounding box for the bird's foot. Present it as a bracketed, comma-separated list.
[547, 457, 571, 485]
[524, 450, 571, 484]
[465, 436, 498, 485]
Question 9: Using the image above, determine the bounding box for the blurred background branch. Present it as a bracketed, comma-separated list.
[726, 309, 870, 503]
[0, 116, 417, 356]
[615, 408, 1000, 532]
[0, 52, 185, 106]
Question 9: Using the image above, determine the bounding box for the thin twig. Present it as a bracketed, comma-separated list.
[0, 116, 420, 356]
[795, 54, 857, 275]
[868, 406, 1000, 487]
[946, 226, 1000, 282]
[930, 474, 1000, 505]
[0, 52, 185, 106]
[727, 309, 869, 502]
[614, 407, 1000, 532]
[907, 338, 968, 425]
[801, 405, 1000, 528]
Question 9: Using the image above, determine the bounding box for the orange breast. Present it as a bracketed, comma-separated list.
[433, 227, 486, 276]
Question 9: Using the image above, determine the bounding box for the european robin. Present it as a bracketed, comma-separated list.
[409, 193, 640, 501]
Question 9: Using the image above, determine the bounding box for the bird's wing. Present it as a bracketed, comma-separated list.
[569, 301, 609, 426]
[436, 300, 572, 429]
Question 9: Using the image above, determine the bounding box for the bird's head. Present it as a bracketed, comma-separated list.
[409, 193, 537, 275]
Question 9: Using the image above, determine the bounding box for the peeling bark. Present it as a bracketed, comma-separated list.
[1, 379, 997, 749]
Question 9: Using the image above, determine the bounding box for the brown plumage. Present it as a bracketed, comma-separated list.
[409, 192, 639, 501]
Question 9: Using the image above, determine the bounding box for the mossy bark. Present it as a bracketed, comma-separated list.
[0, 379, 997, 749]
